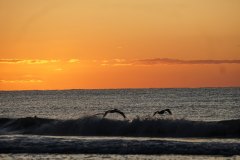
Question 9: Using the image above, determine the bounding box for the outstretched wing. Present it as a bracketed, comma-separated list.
[103, 111, 110, 118]
[103, 109, 126, 119]
[165, 109, 172, 115]
[117, 110, 126, 118]
[153, 111, 158, 116]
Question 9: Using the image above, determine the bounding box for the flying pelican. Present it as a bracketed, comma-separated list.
[153, 109, 172, 116]
[103, 109, 126, 119]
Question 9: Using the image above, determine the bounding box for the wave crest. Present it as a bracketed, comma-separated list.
[0, 117, 239, 137]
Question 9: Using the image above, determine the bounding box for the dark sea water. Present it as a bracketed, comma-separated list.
[0, 88, 240, 159]
[1, 88, 239, 120]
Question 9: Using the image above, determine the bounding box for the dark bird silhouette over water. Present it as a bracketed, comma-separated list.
[153, 109, 172, 116]
[103, 109, 126, 119]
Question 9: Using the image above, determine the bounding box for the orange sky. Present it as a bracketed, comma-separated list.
[0, 0, 240, 90]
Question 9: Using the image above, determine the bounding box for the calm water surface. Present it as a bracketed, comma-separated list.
[0, 88, 239, 121]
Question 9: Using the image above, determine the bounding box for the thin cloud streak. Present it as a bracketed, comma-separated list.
[135, 58, 240, 65]
[1, 58, 240, 66]
[0, 59, 59, 64]
[0, 79, 43, 83]
[68, 59, 80, 63]
[100, 59, 132, 66]
[0, 59, 23, 64]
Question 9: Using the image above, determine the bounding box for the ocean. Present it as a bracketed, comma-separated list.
[0, 88, 240, 159]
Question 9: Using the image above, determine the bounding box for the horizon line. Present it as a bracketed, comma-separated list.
[1, 86, 239, 92]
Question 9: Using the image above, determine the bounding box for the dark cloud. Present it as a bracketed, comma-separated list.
[135, 58, 240, 65]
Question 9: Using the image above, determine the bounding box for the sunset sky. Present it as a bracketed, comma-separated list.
[0, 0, 240, 90]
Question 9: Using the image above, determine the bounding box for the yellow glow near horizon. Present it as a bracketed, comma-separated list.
[0, 0, 240, 90]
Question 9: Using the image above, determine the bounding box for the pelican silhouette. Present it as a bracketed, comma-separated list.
[103, 109, 126, 119]
[153, 109, 172, 116]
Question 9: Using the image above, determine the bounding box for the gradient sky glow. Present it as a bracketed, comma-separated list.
[0, 0, 240, 90]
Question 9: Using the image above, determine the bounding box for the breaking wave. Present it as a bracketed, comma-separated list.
[0, 116, 240, 138]
[0, 135, 240, 155]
